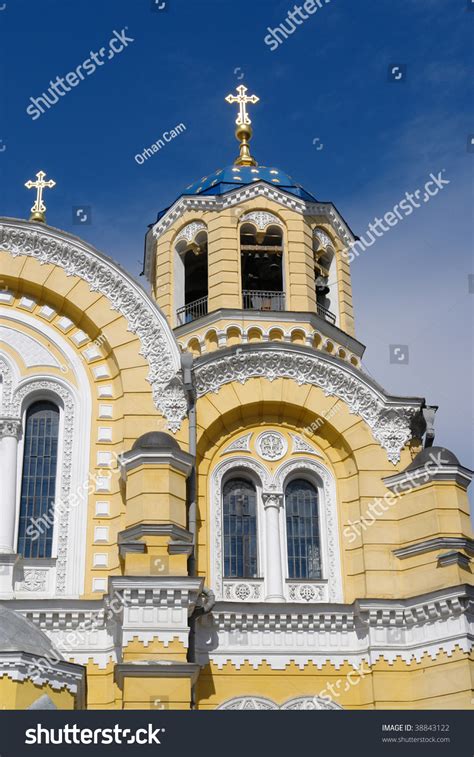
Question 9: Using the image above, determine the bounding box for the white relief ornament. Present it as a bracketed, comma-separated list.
[219, 697, 277, 711]
[19, 569, 48, 592]
[222, 433, 252, 454]
[240, 211, 282, 230]
[256, 431, 287, 461]
[290, 434, 323, 457]
[175, 221, 206, 245]
[314, 228, 334, 250]
[0, 356, 14, 415]
[281, 696, 343, 711]
[288, 583, 325, 602]
[234, 584, 252, 601]
[0, 417, 21, 439]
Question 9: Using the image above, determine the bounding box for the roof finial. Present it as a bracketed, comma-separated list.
[25, 170, 56, 223]
[225, 85, 260, 166]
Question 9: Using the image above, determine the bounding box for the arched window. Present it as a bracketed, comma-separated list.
[285, 479, 321, 580]
[223, 478, 258, 578]
[18, 401, 60, 558]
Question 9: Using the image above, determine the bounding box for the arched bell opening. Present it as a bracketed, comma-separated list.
[240, 223, 285, 312]
[175, 229, 208, 325]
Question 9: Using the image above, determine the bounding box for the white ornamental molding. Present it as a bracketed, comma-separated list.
[282, 697, 342, 710]
[240, 211, 283, 230]
[288, 583, 326, 602]
[222, 433, 252, 454]
[218, 697, 277, 710]
[223, 581, 263, 602]
[314, 227, 334, 250]
[290, 433, 323, 458]
[0, 354, 15, 415]
[195, 346, 422, 464]
[16, 568, 48, 592]
[12, 380, 74, 595]
[0, 417, 21, 439]
[0, 220, 187, 432]
[175, 221, 207, 245]
[217, 696, 341, 710]
[256, 431, 287, 461]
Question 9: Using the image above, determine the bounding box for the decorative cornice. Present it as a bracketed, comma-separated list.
[118, 524, 193, 558]
[393, 537, 474, 560]
[108, 575, 204, 611]
[0, 219, 187, 432]
[120, 447, 194, 478]
[384, 464, 473, 492]
[174, 308, 366, 358]
[196, 585, 473, 670]
[196, 343, 423, 464]
[0, 652, 86, 705]
[437, 551, 471, 569]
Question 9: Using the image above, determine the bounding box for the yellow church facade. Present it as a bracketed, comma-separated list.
[0, 88, 472, 711]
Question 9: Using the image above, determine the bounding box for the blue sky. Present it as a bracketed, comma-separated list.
[0, 0, 473, 475]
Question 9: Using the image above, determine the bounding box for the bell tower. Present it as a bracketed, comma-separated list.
[144, 88, 363, 366]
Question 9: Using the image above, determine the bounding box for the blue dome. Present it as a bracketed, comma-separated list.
[183, 165, 318, 203]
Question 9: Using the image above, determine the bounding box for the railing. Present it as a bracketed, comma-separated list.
[242, 290, 285, 312]
[176, 296, 208, 325]
[316, 302, 336, 325]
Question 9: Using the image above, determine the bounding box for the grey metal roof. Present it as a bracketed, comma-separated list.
[0, 604, 62, 658]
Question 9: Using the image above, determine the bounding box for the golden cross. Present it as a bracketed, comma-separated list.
[25, 170, 56, 222]
[225, 85, 260, 126]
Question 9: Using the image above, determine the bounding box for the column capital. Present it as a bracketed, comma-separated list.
[0, 418, 22, 439]
[262, 493, 283, 510]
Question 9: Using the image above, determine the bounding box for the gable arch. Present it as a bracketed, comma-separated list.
[195, 343, 422, 464]
[0, 218, 186, 431]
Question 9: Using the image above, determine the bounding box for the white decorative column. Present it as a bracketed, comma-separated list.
[262, 493, 285, 602]
[0, 418, 21, 597]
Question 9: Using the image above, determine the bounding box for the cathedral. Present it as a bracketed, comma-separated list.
[0, 86, 472, 711]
